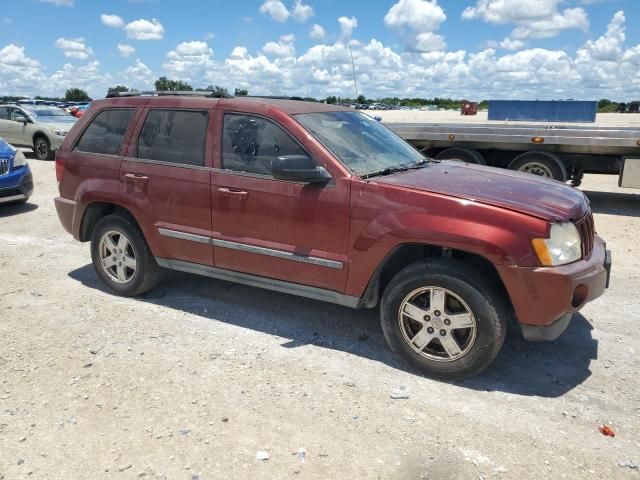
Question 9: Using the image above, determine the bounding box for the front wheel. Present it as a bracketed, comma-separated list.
[380, 258, 507, 379]
[33, 136, 54, 161]
[90, 214, 163, 296]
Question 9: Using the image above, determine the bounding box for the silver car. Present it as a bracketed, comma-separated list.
[0, 105, 76, 160]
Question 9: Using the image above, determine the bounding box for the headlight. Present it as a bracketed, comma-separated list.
[53, 129, 67, 136]
[12, 150, 27, 168]
[532, 222, 582, 266]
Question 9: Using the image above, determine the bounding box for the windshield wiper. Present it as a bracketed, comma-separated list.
[408, 158, 431, 169]
[365, 165, 410, 178]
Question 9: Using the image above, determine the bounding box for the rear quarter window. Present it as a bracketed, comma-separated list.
[75, 108, 135, 156]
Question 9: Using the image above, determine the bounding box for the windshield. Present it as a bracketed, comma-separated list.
[295, 111, 425, 177]
[28, 108, 69, 118]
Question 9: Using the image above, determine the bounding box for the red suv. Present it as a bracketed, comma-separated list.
[54, 94, 611, 379]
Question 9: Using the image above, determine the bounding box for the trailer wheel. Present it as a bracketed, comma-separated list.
[435, 148, 486, 165]
[508, 151, 567, 182]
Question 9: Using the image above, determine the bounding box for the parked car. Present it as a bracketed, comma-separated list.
[0, 105, 76, 160]
[0, 138, 33, 204]
[54, 95, 611, 379]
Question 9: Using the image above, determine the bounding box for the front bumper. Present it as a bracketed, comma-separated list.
[497, 235, 610, 341]
[0, 166, 33, 204]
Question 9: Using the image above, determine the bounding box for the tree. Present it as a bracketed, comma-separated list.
[234, 88, 248, 96]
[197, 85, 229, 97]
[357, 94, 366, 104]
[325, 95, 337, 104]
[155, 77, 193, 91]
[108, 85, 129, 93]
[65, 88, 91, 102]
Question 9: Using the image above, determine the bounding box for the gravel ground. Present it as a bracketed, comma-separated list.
[1, 155, 639, 480]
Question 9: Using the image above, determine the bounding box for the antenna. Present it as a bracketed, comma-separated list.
[349, 44, 368, 181]
[349, 45, 359, 99]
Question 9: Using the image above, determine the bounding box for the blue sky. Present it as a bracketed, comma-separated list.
[1, 0, 639, 100]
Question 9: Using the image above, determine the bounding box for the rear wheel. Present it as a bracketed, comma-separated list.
[435, 147, 485, 165]
[509, 151, 567, 182]
[380, 258, 507, 379]
[90, 214, 163, 296]
[33, 136, 54, 161]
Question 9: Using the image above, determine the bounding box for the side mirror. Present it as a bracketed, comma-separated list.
[15, 115, 27, 124]
[272, 155, 332, 184]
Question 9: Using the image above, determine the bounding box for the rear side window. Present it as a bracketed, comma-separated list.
[75, 109, 134, 155]
[0, 107, 9, 120]
[137, 109, 208, 166]
[222, 114, 306, 176]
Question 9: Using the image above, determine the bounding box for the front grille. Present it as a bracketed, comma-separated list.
[576, 212, 595, 259]
[0, 187, 22, 198]
[0, 158, 9, 176]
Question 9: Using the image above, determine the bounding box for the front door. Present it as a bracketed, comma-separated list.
[211, 112, 351, 292]
[120, 107, 214, 267]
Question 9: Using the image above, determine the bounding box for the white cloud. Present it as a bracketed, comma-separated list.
[384, 0, 446, 32]
[262, 34, 296, 57]
[117, 44, 136, 58]
[204, 32, 215, 40]
[338, 16, 358, 41]
[121, 60, 155, 91]
[259, 0, 290, 22]
[500, 37, 524, 50]
[54, 37, 94, 60]
[415, 32, 446, 52]
[292, 0, 314, 22]
[384, 0, 447, 51]
[309, 24, 326, 41]
[463, 0, 589, 39]
[577, 10, 624, 62]
[40, 0, 73, 6]
[101, 14, 125, 28]
[125, 18, 165, 40]
[164, 41, 215, 81]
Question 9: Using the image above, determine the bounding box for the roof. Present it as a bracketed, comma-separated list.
[98, 95, 353, 116]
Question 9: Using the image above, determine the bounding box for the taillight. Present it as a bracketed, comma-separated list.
[55, 151, 65, 185]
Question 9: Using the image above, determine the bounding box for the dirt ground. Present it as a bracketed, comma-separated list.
[1, 154, 639, 480]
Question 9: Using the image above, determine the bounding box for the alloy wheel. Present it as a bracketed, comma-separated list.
[398, 286, 477, 362]
[98, 230, 137, 284]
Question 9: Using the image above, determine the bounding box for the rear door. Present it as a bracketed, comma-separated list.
[0, 107, 12, 143]
[120, 107, 214, 267]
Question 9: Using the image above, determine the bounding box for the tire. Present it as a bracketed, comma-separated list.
[380, 258, 507, 379]
[508, 151, 567, 182]
[90, 214, 163, 296]
[435, 147, 486, 165]
[33, 136, 54, 161]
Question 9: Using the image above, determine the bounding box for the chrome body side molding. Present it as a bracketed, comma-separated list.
[155, 257, 360, 308]
[158, 228, 344, 269]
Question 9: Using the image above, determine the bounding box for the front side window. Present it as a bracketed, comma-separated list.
[137, 109, 208, 166]
[222, 114, 307, 176]
[76, 109, 135, 155]
[295, 111, 424, 177]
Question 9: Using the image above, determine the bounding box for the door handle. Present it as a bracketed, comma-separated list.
[217, 187, 248, 199]
[124, 173, 149, 180]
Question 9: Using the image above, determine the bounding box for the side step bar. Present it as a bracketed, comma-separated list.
[155, 257, 361, 309]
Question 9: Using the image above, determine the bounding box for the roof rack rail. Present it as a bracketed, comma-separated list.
[105, 90, 231, 99]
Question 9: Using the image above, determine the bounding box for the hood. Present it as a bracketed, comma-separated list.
[37, 117, 76, 129]
[374, 161, 590, 222]
[0, 138, 16, 159]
